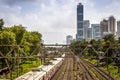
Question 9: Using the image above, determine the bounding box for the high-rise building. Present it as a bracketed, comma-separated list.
[66, 35, 73, 45]
[87, 27, 92, 39]
[100, 19, 108, 38]
[117, 21, 120, 39]
[108, 16, 116, 35]
[76, 3, 84, 41]
[92, 24, 101, 40]
[83, 20, 90, 39]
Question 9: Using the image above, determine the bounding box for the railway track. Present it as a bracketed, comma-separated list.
[78, 57, 96, 80]
[51, 55, 116, 80]
[51, 54, 74, 80]
[78, 57, 115, 80]
[82, 59, 115, 80]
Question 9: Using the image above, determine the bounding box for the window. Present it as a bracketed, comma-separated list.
[78, 30, 83, 35]
[77, 22, 83, 28]
[77, 15, 83, 20]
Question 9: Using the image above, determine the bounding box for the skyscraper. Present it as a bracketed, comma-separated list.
[92, 24, 101, 40]
[108, 16, 116, 35]
[76, 3, 84, 41]
[87, 27, 92, 39]
[83, 20, 90, 39]
[100, 19, 108, 38]
[117, 21, 120, 39]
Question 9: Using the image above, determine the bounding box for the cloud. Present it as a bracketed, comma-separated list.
[0, 0, 77, 44]
[0, 0, 120, 44]
[1, 0, 37, 5]
[83, 0, 120, 24]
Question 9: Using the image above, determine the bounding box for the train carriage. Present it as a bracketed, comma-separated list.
[15, 54, 65, 80]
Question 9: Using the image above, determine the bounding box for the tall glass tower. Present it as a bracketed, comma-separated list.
[76, 3, 84, 41]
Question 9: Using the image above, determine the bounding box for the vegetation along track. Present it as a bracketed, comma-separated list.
[79, 57, 116, 80]
[51, 55, 74, 80]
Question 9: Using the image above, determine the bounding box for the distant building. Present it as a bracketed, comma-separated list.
[66, 35, 73, 45]
[83, 20, 90, 39]
[117, 21, 120, 39]
[92, 24, 101, 40]
[108, 16, 116, 35]
[87, 27, 92, 39]
[100, 19, 108, 38]
[76, 3, 84, 41]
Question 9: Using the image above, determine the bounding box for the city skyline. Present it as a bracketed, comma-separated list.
[0, 0, 120, 43]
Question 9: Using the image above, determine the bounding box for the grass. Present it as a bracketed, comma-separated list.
[6, 58, 43, 79]
[85, 58, 97, 65]
[91, 59, 97, 65]
[101, 63, 120, 79]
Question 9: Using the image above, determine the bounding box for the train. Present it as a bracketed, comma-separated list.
[15, 54, 65, 80]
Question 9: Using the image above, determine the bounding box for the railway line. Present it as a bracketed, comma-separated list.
[83, 59, 115, 80]
[2, 52, 116, 80]
[77, 56, 116, 80]
[51, 54, 74, 80]
[79, 58, 96, 80]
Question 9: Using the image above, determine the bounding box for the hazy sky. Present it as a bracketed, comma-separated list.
[0, 0, 120, 44]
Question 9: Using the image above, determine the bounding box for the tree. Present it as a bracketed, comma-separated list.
[118, 37, 120, 43]
[10, 25, 26, 44]
[0, 31, 16, 68]
[30, 31, 42, 45]
[0, 25, 43, 78]
[0, 31, 16, 46]
[70, 41, 87, 55]
[103, 34, 115, 43]
[21, 31, 42, 54]
[102, 34, 117, 64]
[0, 19, 4, 31]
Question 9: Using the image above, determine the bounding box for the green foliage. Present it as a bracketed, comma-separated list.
[118, 37, 120, 43]
[1, 25, 42, 55]
[0, 22, 42, 78]
[71, 35, 120, 78]
[0, 19, 4, 30]
[30, 31, 42, 45]
[0, 31, 16, 53]
[90, 39, 97, 44]
[21, 32, 33, 45]
[21, 31, 42, 45]
[103, 34, 115, 43]
[71, 34, 120, 64]
[10, 25, 26, 44]
[0, 31, 16, 68]
[70, 41, 81, 55]
[70, 41, 87, 55]
[10, 59, 43, 79]
[21, 31, 42, 54]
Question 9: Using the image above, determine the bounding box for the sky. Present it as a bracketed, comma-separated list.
[0, 0, 120, 44]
